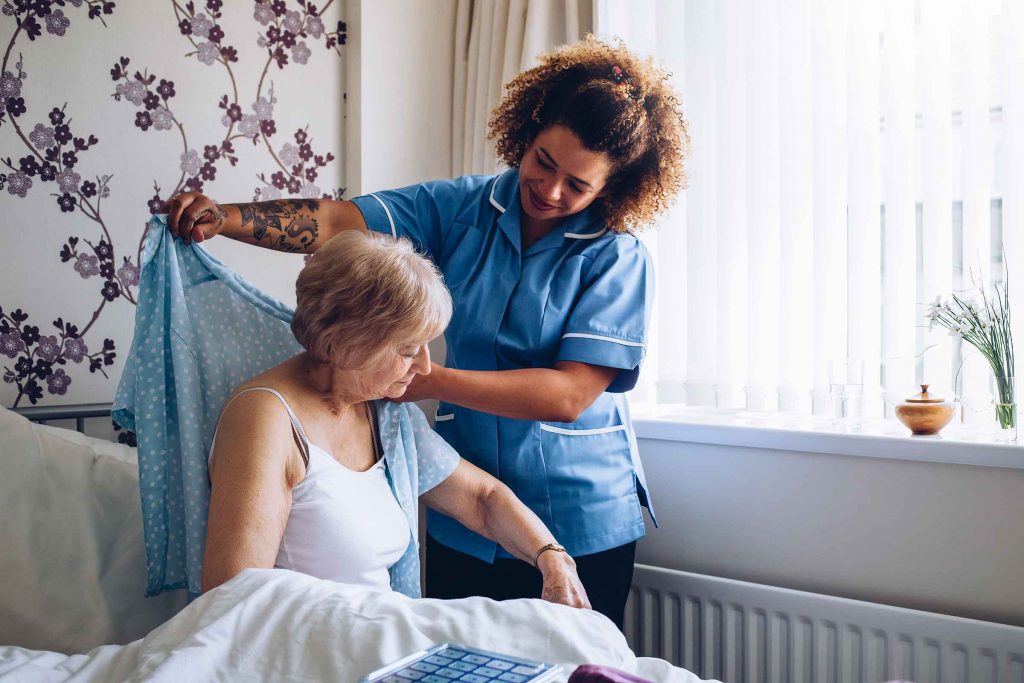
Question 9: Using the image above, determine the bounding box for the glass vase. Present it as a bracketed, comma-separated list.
[991, 375, 1017, 443]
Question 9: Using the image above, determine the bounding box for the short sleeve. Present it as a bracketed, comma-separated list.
[406, 403, 461, 494]
[350, 176, 479, 261]
[555, 236, 654, 393]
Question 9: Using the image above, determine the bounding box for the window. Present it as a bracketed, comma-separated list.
[598, 0, 1023, 421]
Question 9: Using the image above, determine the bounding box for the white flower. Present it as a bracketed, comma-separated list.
[180, 149, 201, 176]
[291, 41, 312, 65]
[196, 41, 220, 66]
[278, 142, 300, 166]
[124, 80, 146, 106]
[152, 106, 174, 131]
[238, 114, 260, 137]
[300, 182, 320, 199]
[253, 2, 274, 25]
[253, 96, 274, 121]
[283, 10, 303, 33]
[260, 184, 281, 201]
[191, 13, 214, 39]
[305, 15, 324, 38]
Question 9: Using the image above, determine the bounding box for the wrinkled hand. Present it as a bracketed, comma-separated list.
[167, 192, 227, 243]
[538, 552, 591, 610]
[391, 362, 444, 403]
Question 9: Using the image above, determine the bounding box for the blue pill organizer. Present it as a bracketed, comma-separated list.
[360, 643, 562, 683]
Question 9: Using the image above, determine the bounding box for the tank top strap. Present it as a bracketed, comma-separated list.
[211, 387, 311, 469]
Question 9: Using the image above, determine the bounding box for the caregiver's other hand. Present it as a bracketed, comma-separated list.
[538, 552, 591, 610]
[392, 362, 444, 403]
[168, 192, 227, 244]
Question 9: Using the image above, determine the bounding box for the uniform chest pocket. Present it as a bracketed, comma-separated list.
[439, 221, 487, 297]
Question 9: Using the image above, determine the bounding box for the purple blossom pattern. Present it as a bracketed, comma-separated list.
[35, 336, 60, 362]
[117, 259, 139, 287]
[3, 0, 346, 407]
[56, 168, 81, 194]
[46, 369, 71, 395]
[73, 253, 99, 278]
[0, 71, 21, 99]
[0, 332, 25, 359]
[28, 123, 55, 149]
[6, 170, 32, 197]
[44, 9, 71, 36]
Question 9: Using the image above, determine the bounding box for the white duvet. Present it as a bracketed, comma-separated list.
[0, 569, 711, 683]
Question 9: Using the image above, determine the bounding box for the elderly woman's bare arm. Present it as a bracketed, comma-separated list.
[167, 192, 367, 252]
[419, 460, 591, 609]
[202, 392, 304, 592]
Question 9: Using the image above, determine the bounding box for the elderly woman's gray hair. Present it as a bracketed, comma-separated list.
[291, 231, 452, 368]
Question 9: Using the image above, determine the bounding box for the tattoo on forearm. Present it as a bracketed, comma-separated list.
[234, 199, 321, 252]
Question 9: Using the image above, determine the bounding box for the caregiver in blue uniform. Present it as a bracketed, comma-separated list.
[167, 37, 689, 628]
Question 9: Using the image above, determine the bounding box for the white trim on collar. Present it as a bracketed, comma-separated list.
[367, 193, 397, 237]
[489, 170, 512, 214]
[565, 228, 608, 240]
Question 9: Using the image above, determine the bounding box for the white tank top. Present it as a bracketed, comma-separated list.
[212, 388, 410, 592]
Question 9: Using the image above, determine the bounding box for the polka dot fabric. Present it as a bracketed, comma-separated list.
[113, 217, 460, 599]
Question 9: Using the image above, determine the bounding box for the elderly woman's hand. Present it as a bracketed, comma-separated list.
[537, 551, 591, 610]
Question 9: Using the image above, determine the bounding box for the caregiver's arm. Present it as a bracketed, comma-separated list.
[404, 361, 619, 423]
[167, 192, 365, 252]
[202, 392, 304, 592]
[420, 460, 591, 610]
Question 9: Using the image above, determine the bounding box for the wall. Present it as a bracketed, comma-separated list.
[635, 436, 1024, 627]
[1, 0, 346, 409]
[345, 0, 458, 384]
[345, 0, 457, 196]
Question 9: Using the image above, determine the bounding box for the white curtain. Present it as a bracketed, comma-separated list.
[452, 0, 594, 176]
[596, 0, 1022, 419]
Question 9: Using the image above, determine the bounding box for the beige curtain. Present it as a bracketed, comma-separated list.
[452, 0, 594, 176]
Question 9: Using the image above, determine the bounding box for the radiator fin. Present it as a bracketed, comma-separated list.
[626, 565, 1024, 683]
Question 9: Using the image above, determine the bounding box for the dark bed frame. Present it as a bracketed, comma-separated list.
[12, 402, 114, 435]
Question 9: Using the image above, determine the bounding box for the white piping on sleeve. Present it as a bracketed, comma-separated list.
[367, 193, 397, 237]
[434, 413, 454, 422]
[539, 423, 627, 436]
[561, 332, 645, 348]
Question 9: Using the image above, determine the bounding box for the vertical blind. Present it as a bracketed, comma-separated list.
[598, 0, 1024, 419]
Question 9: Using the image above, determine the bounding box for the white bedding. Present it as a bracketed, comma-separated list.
[0, 569, 712, 683]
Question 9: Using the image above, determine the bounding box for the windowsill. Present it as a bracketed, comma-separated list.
[630, 406, 1024, 471]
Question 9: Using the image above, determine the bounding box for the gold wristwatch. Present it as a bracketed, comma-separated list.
[532, 542, 567, 567]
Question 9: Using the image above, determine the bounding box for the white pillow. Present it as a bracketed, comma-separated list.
[0, 406, 187, 653]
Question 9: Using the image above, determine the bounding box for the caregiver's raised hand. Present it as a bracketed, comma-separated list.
[538, 552, 591, 610]
[168, 192, 227, 244]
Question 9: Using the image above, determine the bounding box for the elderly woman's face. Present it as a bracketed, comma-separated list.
[353, 338, 432, 400]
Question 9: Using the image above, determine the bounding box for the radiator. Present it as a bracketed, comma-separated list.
[624, 565, 1024, 683]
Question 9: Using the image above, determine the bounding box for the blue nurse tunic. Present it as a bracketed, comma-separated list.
[351, 169, 657, 562]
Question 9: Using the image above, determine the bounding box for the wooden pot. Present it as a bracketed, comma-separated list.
[895, 384, 956, 435]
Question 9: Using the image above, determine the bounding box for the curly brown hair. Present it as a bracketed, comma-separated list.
[488, 36, 690, 233]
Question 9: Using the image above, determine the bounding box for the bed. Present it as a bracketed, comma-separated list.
[0, 404, 710, 682]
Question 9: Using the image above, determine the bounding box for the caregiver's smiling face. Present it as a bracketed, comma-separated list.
[518, 125, 612, 226]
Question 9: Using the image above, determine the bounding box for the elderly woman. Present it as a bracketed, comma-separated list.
[202, 230, 589, 609]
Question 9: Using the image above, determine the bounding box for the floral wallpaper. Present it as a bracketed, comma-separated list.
[0, 0, 346, 409]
